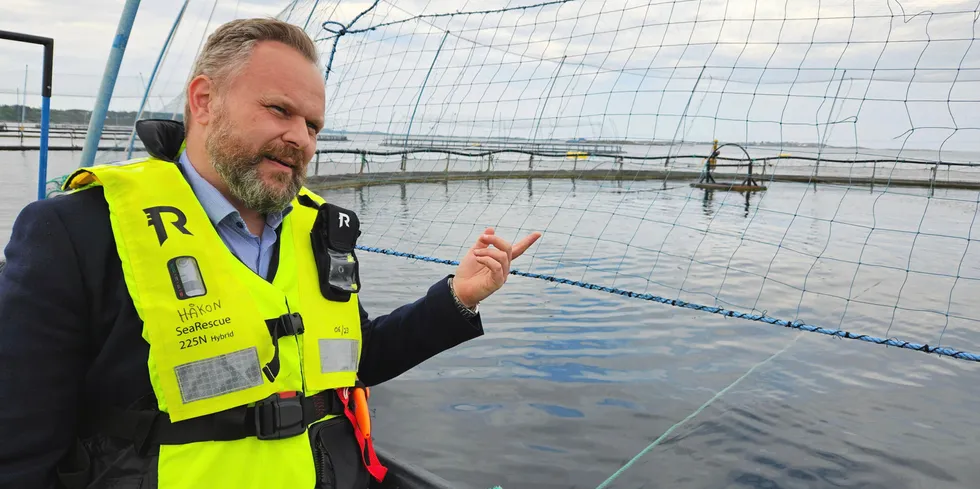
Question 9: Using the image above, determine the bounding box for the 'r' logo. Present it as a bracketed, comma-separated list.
[144, 206, 192, 245]
[338, 212, 350, 228]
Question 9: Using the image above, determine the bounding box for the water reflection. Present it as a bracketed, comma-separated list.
[499, 359, 618, 383]
[399, 182, 408, 217]
[699, 188, 757, 218]
[528, 403, 585, 418]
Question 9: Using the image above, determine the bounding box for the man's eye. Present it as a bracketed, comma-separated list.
[270, 105, 286, 114]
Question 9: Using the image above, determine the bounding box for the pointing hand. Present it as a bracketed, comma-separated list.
[451, 227, 542, 308]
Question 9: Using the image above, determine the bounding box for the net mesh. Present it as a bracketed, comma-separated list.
[277, 0, 980, 359]
[109, 0, 980, 359]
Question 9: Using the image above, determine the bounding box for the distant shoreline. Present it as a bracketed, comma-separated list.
[0, 104, 968, 154]
[0, 119, 874, 151]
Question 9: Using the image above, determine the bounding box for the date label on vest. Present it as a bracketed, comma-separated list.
[168, 256, 207, 299]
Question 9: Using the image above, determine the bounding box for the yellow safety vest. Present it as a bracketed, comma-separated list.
[63, 156, 363, 488]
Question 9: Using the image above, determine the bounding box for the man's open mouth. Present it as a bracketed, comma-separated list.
[265, 154, 294, 169]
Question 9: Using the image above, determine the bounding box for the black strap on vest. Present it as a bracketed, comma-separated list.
[262, 313, 305, 382]
[94, 389, 343, 456]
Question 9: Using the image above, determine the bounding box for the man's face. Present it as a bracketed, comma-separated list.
[203, 41, 325, 214]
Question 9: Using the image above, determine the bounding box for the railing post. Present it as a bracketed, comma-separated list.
[0, 29, 55, 200]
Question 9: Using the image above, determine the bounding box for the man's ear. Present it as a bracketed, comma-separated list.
[187, 75, 215, 126]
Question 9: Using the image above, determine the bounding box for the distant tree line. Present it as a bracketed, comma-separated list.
[0, 104, 182, 126]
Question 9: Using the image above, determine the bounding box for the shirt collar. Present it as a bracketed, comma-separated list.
[177, 151, 292, 230]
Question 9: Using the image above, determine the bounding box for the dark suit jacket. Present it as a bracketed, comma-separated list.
[0, 123, 484, 488]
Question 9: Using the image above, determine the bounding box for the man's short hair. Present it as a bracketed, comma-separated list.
[183, 18, 319, 124]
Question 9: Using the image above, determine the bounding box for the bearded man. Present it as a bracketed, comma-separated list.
[0, 17, 539, 489]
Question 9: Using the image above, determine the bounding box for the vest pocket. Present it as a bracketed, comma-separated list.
[312, 427, 336, 489]
[308, 416, 370, 489]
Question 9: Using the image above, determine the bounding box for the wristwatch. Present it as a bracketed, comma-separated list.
[448, 276, 479, 319]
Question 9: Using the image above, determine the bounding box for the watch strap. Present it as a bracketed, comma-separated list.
[448, 276, 479, 318]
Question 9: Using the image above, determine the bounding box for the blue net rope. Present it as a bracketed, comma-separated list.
[356, 245, 980, 363]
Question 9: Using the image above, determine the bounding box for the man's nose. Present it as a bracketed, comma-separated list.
[282, 116, 310, 149]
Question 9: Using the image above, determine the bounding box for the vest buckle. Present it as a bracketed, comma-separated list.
[254, 392, 306, 440]
[278, 313, 304, 336]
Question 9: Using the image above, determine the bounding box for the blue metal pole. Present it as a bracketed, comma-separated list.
[79, 0, 141, 168]
[37, 96, 50, 200]
[127, 0, 187, 159]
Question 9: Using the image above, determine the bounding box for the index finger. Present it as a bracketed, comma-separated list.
[511, 232, 542, 259]
[478, 234, 512, 256]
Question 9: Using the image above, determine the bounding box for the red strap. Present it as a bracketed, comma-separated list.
[337, 388, 388, 482]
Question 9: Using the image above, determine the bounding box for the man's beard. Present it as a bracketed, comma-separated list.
[205, 110, 306, 214]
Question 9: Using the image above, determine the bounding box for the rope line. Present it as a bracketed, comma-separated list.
[322, 0, 380, 83]
[355, 245, 980, 363]
[315, 0, 575, 41]
[593, 334, 802, 489]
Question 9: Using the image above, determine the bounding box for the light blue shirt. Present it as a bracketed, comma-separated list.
[177, 152, 292, 279]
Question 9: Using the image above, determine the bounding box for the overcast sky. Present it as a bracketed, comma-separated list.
[0, 0, 283, 112]
[3, 0, 980, 151]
